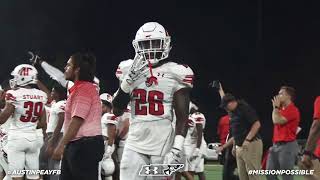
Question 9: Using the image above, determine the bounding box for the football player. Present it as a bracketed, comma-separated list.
[186, 103, 207, 180]
[176, 102, 207, 180]
[45, 84, 66, 180]
[112, 22, 193, 180]
[100, 93, 116, 180]
[114, 59, 132, 165]
[0, 79, 13, 180]
[100, 92, 130, 180]
[0, 64, 47, 180]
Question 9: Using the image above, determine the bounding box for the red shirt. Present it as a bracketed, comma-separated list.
[314, 139, 320, 158]
[218, 115, 230, 145]
[64, 81, 102, 141]
[312, 96, 320, 158]
[273, 103, 300, 143]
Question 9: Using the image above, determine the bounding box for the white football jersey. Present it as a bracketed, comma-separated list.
[44, 103, 51, 125]
[129, 62, 194, 122]
[185, 112, 206, 145]
[46, 100, 66, 133]
[5, 88, 47, 132]
[101, 112, 119, 137]
[122, 61, 194, 155]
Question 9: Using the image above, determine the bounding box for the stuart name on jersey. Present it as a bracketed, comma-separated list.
[22, 94, 45, 100]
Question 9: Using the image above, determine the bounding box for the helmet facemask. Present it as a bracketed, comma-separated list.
[133, 36, 171, 65]
[9, 77, 17, 89]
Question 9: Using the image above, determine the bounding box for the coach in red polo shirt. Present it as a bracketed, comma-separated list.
[301, 96, 320, 179]
[266, 86, 300, 180]
[52, 52, 104, 180]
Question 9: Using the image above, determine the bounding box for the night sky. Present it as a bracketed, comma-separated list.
[1, 0, 320, 148]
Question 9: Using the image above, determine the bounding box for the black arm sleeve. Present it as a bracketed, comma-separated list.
[112, 88, 130, 116]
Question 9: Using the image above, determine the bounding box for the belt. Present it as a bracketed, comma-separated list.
[274, 140, 294, 145]
[236, 138, 260, 148]
[69, 135, 103, 145]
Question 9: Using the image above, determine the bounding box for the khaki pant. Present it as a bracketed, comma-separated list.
[236, 139, 263, 180]
[303, 159, 320, 180]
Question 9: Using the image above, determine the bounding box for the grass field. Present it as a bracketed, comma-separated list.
[195, 164, 305, 180]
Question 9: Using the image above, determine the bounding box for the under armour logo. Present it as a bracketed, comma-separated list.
[139, 164, 184, 176]
[139, 165, 159, 176]
[145, 166, 158, 175]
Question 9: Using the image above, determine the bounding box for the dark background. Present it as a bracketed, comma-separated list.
[1, 0, 320, 148]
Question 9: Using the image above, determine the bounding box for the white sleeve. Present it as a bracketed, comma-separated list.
[5, 90, 19, 107]
[171, 64, 194, 92]
[115, 59, 133, 81]
[106, 114, 119, 126]
[101, 113, 119, 127]
[52, 101, 66, 114]
[41, 61, 68, 88]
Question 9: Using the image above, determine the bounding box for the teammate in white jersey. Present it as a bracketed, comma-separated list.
[100, 93, 116, 179]
[115, 60, 132, 163]
[100, 93, 130, 180]
[0, 80, 13, 180]
[0, 64, 47, 180]
[112, 22, 193, 180]
[180, 103, 207, 180]
[45, 85, 66, 180]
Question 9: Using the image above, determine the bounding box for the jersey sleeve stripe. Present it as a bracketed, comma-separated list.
[196, 118, 204, 121]
[183, 79, 193, 84]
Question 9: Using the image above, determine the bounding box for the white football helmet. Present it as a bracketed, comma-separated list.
[132, 22, 171, 65]
[101, 157, 115, 176]
[100, 93, 113, 104]
[10, 64, 38, 88]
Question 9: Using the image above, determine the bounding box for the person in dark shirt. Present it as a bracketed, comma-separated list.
[218, 83, 262, 180]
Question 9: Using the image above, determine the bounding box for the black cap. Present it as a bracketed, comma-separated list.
[220, 93, 236, 108]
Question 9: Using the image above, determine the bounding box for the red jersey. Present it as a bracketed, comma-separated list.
[217, 115, 230, 145]
[312, 96, 320, 158]
[273, 103, 300, 143]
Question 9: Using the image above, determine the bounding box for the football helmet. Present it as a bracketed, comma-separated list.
[132, 22, 171, 65]
[100, 93, 113, 104]
[9, 64, 38, 88]
[101, 157, 115, 176]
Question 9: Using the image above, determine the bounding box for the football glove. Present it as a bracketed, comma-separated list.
[120, 54, 148, 93]
[28, 51, 41, 65]
[163, 135, 185, 164]
[103, 144, 115, 159]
